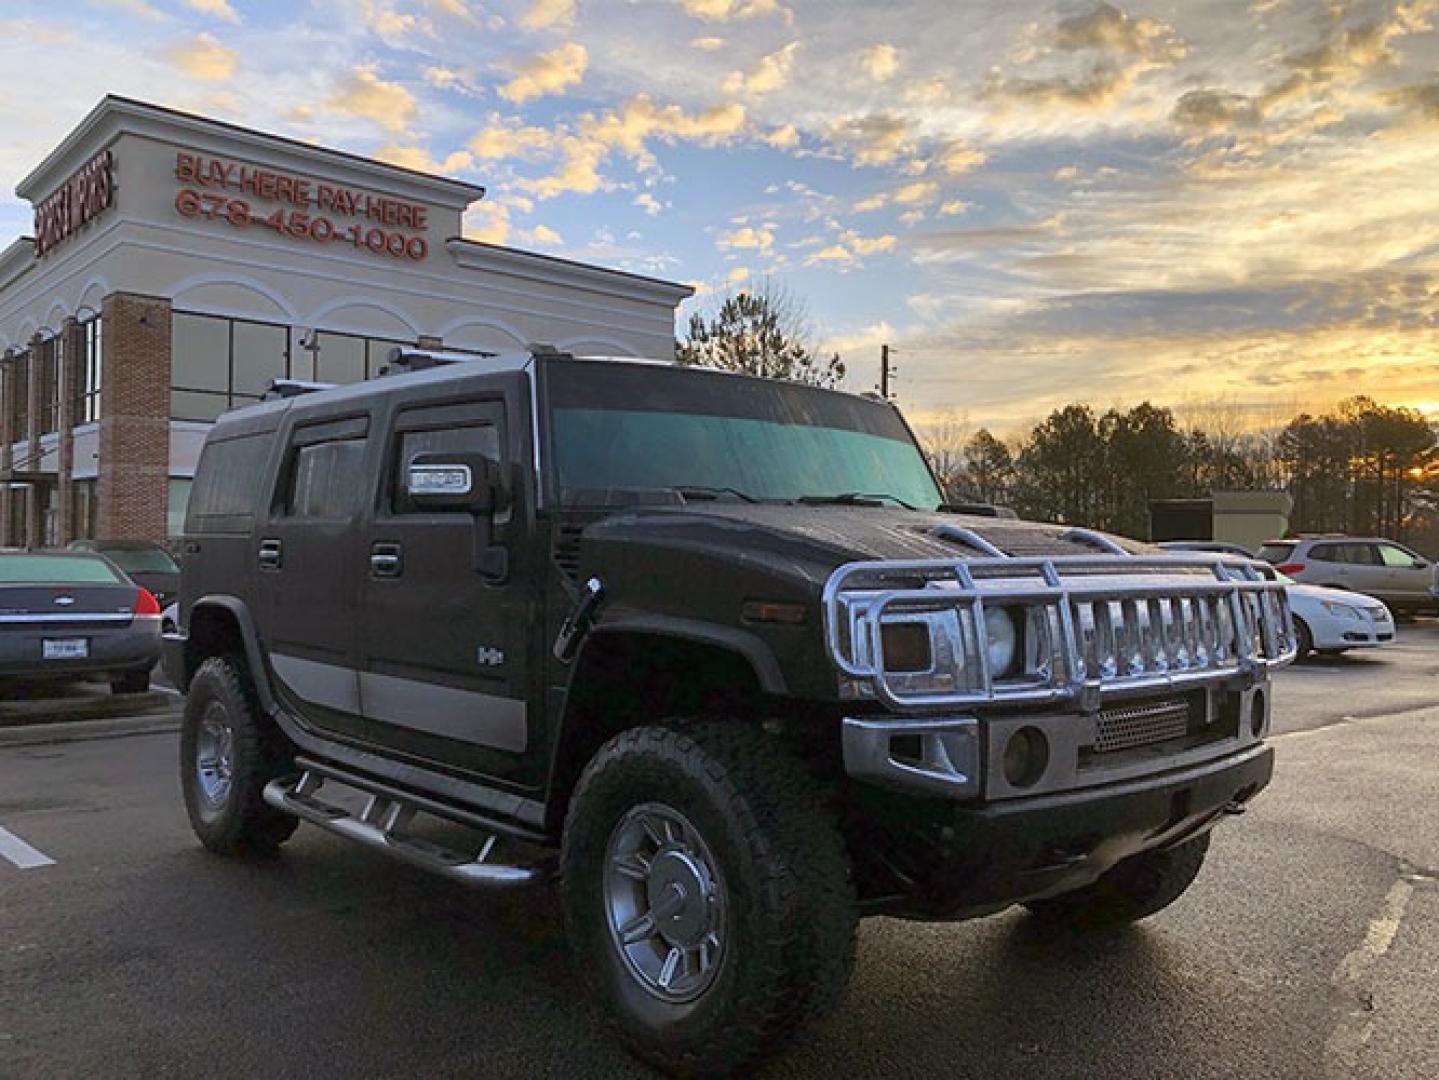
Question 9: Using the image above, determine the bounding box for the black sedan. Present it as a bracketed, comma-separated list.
[67, 538, 181, 608]
[0, 551, 162, 694]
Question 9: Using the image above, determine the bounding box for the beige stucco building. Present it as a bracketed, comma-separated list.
[0, 95, 691, 546]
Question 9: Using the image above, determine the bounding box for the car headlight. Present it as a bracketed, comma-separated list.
[1320, 600, 1361, 620]
[984, 606, 1020, 677]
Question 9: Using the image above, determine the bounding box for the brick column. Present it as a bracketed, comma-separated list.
[0, 352, 13, 546]
[57, 317, 83, 544]
[97, 293, 171, 542]
[24, 333, 43, 548]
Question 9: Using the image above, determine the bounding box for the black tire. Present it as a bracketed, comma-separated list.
[112, 669, 151, 694]
[180, 655, 298, 855]
[1024, 831, 1211, 929]
[1293, 618, 1313, 661]
[561, 723, 857, 1077]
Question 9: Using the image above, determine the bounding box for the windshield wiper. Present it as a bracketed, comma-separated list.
[797, 492, 917, 510]
[674, 485, 759, 504]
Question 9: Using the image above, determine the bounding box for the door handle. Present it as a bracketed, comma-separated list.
[258, 538, 282, 570]
[370, 542, 403, 578]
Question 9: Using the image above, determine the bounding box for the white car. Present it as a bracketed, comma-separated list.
[1278, 572, 1395, 659]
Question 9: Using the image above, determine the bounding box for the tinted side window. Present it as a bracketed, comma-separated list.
[288, 439, 367, 518]
[1343, 543, 1381, 565]
[187, 435, 271, 532]
[1307, 544, 1340, 563]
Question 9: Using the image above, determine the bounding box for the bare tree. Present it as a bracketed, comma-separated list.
[676, 278, 846, 388]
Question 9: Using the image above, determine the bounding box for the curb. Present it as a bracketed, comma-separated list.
[0, 712, 182, 749]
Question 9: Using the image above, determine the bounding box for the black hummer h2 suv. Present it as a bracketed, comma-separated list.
[167, 347, 1295, 1075]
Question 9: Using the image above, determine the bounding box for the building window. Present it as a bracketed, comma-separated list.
[168, 477, 193, 539]
[171, 311, 290, 421]
[78, 316, 102, 425]
[37, 336, 61, 435]
[312, 331, 408, 385]
[72, 479, 97, 540]
[12, 350, 30, 440]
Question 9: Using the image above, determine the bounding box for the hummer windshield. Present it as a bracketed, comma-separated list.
[545, 361, 944, 509]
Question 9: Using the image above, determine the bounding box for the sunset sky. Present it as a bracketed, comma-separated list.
[1, 0, 1436, 431]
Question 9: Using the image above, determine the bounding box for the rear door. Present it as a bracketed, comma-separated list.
[355, 384, 535, 784]
[253, 415, 373, 743]
[1341, 542, 1386, 597]
[1304, 542, 1349, 588]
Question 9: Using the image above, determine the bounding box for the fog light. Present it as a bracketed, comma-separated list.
[1003, 726, 1049, 788]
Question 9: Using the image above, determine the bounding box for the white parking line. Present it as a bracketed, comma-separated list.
[0, 824, 55, 869]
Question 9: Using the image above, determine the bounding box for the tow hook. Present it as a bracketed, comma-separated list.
[1221, 800, 1247, 816]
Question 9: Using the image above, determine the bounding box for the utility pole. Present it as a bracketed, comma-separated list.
[879, 344, 896, 401]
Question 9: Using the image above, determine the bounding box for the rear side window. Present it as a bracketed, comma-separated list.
[0, 555, 122, 584]
[1256, 543, 1294, 564]
[1341, 543, 1380, 565]
[1378, 544, 1417, 568]
[1307, 543, 1341, 563]
[288, 439, 367, 518]
[187, 435, 271, 533]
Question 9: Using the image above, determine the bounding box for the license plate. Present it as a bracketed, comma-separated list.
[43, 638, 89, 660]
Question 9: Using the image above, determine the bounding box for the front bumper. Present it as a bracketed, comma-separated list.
[860, 743, 1273, 919]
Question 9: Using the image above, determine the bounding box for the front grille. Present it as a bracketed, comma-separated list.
[1094, 698, 1191, 753]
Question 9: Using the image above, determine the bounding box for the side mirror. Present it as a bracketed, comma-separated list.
[405, 452, 502, 514]
[1415, 559, 1429, 570]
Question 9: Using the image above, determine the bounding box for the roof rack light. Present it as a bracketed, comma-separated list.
[263, 378, 339, 400]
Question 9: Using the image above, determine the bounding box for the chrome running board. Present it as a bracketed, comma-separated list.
[263, 766, 547, 889]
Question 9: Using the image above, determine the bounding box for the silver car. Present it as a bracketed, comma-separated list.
[0, 551, 162, 694]
[1257, 536, 1438, 615]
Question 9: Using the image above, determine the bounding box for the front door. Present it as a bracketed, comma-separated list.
[356, 392, 533, 783]
[254, 415, 372, 743]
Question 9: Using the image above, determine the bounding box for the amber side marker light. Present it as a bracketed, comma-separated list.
[742, 600, 808, 625]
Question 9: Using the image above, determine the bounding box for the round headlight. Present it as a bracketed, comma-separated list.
[984, 607, 1020, 676]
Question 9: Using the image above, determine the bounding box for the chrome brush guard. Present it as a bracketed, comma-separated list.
[823, 545, 1296, 713]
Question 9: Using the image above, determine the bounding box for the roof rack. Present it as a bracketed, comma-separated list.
[379, 343, 572, 377]
[263, 378, 339, 400]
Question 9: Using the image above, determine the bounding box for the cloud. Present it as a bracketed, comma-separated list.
[524, 223, 564, 246]
[722, 41, 798, 97]
[691, 36, 726, 50]
[807, 244, 856, 267]
[682, 0, 784, 22]
[633, 192, 664, 215]
[937, 139, 986, 176]
[718, 225, 774, 253]
[520, 0, 576, 31]
[429, 0, 481, 22]
[165, 32, 237, 81]
[983, 1, 1185, 113]
[326, 64, 418, 133]
[90, 0, 165, 21]
[362, 1, 433, 40]
[464, 201, 511, 245]
[903, 77, 951, 105]
[826, 113, 911, 166]
[765, 124, 799, 148]
[422, 65, 483, 96]
[939, 199, 971, 216]
[894, 180, 939, 205]
[861, 44, 898, 82]
[468, 119, 556, 158]
[499, 42, 588, 104]
[183, 0, 239, 21]
[726, 266, 751, 284]
[1170, 88, 1261, 136]
[1383, 79, 1439, 131]
[374, 144, 474, 175]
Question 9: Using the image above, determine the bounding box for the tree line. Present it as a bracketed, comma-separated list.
[926, 397, 1437, 543]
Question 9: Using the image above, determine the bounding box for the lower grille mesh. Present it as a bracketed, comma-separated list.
[1095, 699, 1191, 753]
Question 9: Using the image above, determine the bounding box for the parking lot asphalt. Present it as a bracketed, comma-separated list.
[2, 625, 1437, 1079]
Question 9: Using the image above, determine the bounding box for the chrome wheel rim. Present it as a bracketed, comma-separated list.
[602, 802, 727, 1003]
[195, 704, 235, 813]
